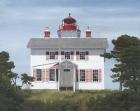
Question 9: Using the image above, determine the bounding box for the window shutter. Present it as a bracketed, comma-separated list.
[78, 69, 80, 82]
[86, 51, 89, 55]
[76, 51, 79, 55]
[45, 69, 49, 81]
[71, 51, 73, 55]
[56, 69, 58, 81]
[71, 55, 74, 60]
[55, 55, 58, 59]
[76, 69, 78, 82]
[89, 69, 93, 82]
[85, 69, 89, 82]
[46, 51, 49, 60]
[71, 51, 74, 60]
[85, 51, 89, 60]
[46, 51, 49, 55]
[42, 69, 45, 82]
[55, 51, 58, 59]
[76, 51, 80, 60]
[86, 69, 92, 82]
[61, 51, 64, 60]
[61, 51, 64, 55]
[33, 69, 36, 81]
[55, 51, 58, 55]
[98, 69, 102, 82]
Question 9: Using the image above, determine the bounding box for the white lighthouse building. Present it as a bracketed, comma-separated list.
[27, 14, 108, 91]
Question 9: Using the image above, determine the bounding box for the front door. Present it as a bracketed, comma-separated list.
[59, 61, 76, 91]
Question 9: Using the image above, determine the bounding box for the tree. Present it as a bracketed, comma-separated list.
[0, 51, 25, 111]
[121, 46, 140, 92]
[0, 51, 15, 95]
[0, 51, 33, 111]
[8, 72, 19, 87]
[102, 34, 140, 91]
[21, 73, 34, 88]
[87, 91, 140, 111]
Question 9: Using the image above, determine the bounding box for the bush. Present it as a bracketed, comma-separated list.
[87, 91, 140, 111]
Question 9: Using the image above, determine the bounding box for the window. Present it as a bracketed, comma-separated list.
[93, 70, 98, 82]
[64, 69, 70, 72]
[49, 69, 55, 81]
[36, 69, 42, 81]
[80, 70, 85, 81]
[80, 52, 86, 60]
[46, 51, 58, 60]
[65, 52, 71, 59]
[50, 52, 55, 59]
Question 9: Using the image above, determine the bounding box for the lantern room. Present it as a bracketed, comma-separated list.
[57, 13, 81, 38]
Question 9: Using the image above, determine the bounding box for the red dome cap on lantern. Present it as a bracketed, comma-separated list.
[57, 13, 81, 38]
[61, 13, 78, 31]
[63, 13, 76, 24]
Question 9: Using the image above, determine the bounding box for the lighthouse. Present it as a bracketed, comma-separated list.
[27, 14, 108, 91]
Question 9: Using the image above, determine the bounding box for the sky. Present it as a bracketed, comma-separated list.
[0, 0, 140, 89]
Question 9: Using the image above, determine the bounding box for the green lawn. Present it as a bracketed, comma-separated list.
[24, 89, 115, 111]
[28, 89, 113, 100]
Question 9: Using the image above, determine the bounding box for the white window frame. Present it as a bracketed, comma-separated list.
[80, 52, 86, 60]
[80, 70, 85, 81]
[49, 69, 56, 81]
[49, 52, 55, 59]
[65, 52, 71, 60]
[93, 70, 98, 82]
[36, 69, 42, 81]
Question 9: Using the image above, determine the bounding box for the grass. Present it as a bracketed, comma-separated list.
[26, 89, 114, 102]
[23, 89, 116, 111]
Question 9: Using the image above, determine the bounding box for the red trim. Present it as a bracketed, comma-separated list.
[44, 31, 50, 37]
[86, 31, 91, 37]
[62, 24, 77, 30]
[50, 63, 59, 69]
